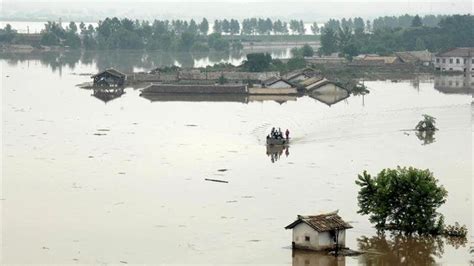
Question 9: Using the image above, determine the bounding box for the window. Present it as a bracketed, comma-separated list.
[442, 59, 446, 63]
[456, 58, 460, 64]
[463, 58, 467, 64]
[436, 58, 440, 63]
[472, 59, 474, 64]
[305, 236, 310, 242]
[449, 68, 453, 71]
[449, 58, 453, 63]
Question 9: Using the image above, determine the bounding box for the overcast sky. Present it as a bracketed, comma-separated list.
[1, 0, 472, 22]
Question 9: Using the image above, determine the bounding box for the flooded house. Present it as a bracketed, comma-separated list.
[92, 87, 125, 103]
[285, 212, 353, 251]
[395, 50, 433, 66]
[433, 47, 474, 73]
[91, 68, 127, 87]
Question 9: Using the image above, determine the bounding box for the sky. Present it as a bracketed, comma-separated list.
[1, 0, 472, 22]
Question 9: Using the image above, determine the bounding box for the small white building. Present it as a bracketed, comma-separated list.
[434, 47, 474, 73]
[285, 212, 352, 251]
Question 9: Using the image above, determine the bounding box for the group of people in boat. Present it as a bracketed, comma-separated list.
[267, 127, 290, 140]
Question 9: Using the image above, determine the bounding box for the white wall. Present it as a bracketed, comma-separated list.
[434, 56, 474, 72]
[292, 223, 319, 250]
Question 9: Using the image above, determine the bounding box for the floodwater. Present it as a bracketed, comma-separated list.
[1, 52, 473, 265]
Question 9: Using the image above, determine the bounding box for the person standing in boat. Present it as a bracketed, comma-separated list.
[285, 129, 290, 140]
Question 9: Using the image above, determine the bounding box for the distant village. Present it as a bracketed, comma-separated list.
[87, 47, 474, 104]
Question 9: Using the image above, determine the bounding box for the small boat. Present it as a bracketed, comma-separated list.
[266, 137, 289, 146]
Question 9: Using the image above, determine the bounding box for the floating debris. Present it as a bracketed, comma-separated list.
[205, 178, 228, 183]
[93, 133, 106, 136]
[217, 169, 228, 172]
[185, 124, 198, 127]
[97, 129, 110, 132]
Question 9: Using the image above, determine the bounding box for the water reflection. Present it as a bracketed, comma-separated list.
[415, 130, 436, 145]
[0, 48, 293, 73]
[140, 93, 298, 104]
[91, 87, 125, 103]
[266, 145, 289, 163]
[434, 74, 474, 95]
[292, 249, 346, 266]
[358, 234, 445, 265]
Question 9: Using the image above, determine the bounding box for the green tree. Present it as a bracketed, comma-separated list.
[199, 18, 209, 35]
[213, 20, 222, 34]
[310, 22, 319, 34]
[319, 27, 338, 55]
[412, 15, 423, 27]
[243, 52, 272, 72]
[356, 167, 447, 235]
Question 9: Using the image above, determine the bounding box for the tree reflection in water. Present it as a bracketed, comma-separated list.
[415, 130, 436, 145]
[358, 234, 445, 266]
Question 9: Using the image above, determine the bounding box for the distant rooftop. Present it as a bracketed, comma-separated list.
[437, 47, 474, 57]
[285, 212, 353, 232]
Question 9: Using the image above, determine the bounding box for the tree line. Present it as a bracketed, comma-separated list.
[319, 14, 474, 58]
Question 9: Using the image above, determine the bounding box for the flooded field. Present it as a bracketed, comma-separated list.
[1, 54, 472, 265]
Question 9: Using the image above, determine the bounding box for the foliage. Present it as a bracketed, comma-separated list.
[319, 14, 473, 56]
[0, 24, 17, 43]
[443, 222, 467, 237]
[355, 167, 447, 235]
[415, 114, 438, 131]
[291, 44, 314, 58]
[242, 52, 272, 72]
[351, 83, 370, 95]
[218, 74, 228, 84]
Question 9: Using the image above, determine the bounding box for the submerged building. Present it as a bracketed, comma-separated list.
[285, 212, 353, 251]
[433, 47, 474, 73]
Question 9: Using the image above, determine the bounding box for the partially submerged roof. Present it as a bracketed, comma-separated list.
[395, 50, 432, 63]
[285, 212, 353, 232]
[362, 56, 399, 64]
[299, 76, 324, 87]
[262, 77, 294, 88]
[91, 68, 126, 79]
[436, 47, 474, 57]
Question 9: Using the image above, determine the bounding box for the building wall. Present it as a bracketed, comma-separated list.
[434, 56, 474, 72]
[289, 74, 308, 83]
[292, 223, 347, 251]
[292, 223, 320, 250]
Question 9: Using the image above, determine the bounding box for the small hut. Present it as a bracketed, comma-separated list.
[285, 212, 352, 251]
[91, 68, 126, 87]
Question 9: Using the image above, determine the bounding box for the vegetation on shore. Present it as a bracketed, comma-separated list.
[319, 14, 474, 58]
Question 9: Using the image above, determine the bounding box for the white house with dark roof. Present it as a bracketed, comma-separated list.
[285, 212, 352, 251]
[434, 47, 474, 72]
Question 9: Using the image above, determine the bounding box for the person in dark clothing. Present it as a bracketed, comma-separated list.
[285, 129, 290, 139]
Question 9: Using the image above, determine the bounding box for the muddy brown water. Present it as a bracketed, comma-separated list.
[1, 54, 472, 265]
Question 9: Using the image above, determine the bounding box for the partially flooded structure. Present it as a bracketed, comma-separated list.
[285, 212, 353, 251]
[92, 87, 125, 103]
[91, 68, 126, 87]
[433, 47, 474, 72]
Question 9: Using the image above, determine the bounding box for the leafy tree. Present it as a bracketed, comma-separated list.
[230, 19, 240, 35]
[415, 114, 438, 131]
[199, 18, 209, 35]
[40, 32, 60, 46]
[243, 52, 272, 72]
[68, 21, 78, 33]
[222, 19, 230, 34]
[310, 22, 319, 35]
[319, 27, 338, 55]
[356, 167, 447, 235]
[411, 15, 423, 27]
[188, 19, 198, 35]
[0, 24, 17, 43]
[213, 20, 222, 34]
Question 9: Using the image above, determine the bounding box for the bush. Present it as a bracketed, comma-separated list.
[356, 167, 447, 235]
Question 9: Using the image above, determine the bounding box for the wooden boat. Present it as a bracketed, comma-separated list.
[266, 137, 289, 146]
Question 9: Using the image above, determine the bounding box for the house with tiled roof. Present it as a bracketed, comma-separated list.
[285, 211, 352, 251]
